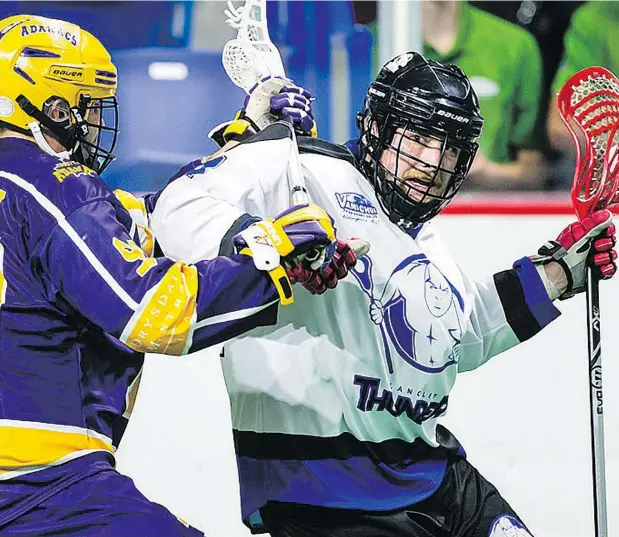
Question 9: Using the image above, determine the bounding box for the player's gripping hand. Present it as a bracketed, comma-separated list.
[531, 209, 617, 300]
[208, 76, 316, 147]
[287, 239, 370, 295]
[233, 203, 336, 305]
[269, 81, 316, 137]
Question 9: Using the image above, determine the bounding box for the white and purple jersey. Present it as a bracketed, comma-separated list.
[151, 126, 561, 526]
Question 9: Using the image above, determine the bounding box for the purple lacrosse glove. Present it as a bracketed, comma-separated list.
[270, 83, 316, 137]
[233, 203, 336, 272]
[236, 76, 317, 136]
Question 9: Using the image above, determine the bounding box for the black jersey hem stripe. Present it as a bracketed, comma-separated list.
[233, 425, 461, 464]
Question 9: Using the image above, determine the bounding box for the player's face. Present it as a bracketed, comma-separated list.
[379, 128, 460, 203]
[84, 104, 102, 146]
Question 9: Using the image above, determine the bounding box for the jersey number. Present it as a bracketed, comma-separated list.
[112, 238, 157, 277]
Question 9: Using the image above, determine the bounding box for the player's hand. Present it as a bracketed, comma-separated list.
[233, 203, 337, 305]
[269, 81, 316, 137]
[530, 209, 617, 300]
[287, 238, 370, 294]
[369, 298, 384, 324]
[243, 75, 316, 135]
[209, 76, 317, 147]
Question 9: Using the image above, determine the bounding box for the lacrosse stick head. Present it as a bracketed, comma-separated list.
[558, 66, 619, 221]
[222, 0, 286, 93]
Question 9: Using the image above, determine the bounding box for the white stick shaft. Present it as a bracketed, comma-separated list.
[286, 126, 309, 205]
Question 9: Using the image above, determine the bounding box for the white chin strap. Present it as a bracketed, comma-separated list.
[28, 121, 71, 161]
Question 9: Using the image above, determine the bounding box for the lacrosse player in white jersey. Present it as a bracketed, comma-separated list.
[150, 52, 617, 537]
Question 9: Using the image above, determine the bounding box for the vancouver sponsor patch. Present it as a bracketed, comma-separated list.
[335, 191, 378, 223]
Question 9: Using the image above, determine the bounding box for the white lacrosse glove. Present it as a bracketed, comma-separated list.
[530, 210, 617, 300]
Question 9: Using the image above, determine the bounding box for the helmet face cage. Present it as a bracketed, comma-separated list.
[71, 95, 119, 173]
[39, 93, 119, 173]
[359, 104, 477, 226]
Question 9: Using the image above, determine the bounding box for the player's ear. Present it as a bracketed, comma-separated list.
[43, 98, 71, 124]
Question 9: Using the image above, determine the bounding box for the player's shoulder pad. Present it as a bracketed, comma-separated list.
[297, 136, 356, 165]
[241, 122, 292, 145]
[241, 124, 356, 165]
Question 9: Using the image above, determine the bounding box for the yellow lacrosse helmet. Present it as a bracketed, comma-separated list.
[0, 15, 119, 172]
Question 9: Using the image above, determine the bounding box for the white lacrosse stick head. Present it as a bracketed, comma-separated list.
[222, 0, 286, 92]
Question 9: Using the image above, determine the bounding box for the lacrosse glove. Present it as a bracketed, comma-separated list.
[233, 203, 336, 305]
[287, 238, 370, 295]
[530, 210, 617, 300]
[209, 76, 316, 147]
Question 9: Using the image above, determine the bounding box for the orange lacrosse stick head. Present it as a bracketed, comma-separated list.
[557, 66, 619, 221]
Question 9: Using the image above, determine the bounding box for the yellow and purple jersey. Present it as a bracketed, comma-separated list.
[0, 137, 279, 483]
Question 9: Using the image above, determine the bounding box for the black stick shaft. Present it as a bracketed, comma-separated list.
[586, 266, 608, 537]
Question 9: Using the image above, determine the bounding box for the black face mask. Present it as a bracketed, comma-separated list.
[358, 110, 476, 226]
[355, 53, 483, 226]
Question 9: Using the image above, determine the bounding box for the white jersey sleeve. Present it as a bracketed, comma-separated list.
[151, 132, 294, 263]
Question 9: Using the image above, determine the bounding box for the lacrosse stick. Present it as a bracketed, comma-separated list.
[222, 0, 309, 206]
[557, 66, 619, 537]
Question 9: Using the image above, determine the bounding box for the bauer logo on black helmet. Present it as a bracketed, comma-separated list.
[436, 110, 470, 123]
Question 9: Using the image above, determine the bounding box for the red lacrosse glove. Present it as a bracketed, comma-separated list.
[531, 210, 617, 300]
[287, 239, 361, 295]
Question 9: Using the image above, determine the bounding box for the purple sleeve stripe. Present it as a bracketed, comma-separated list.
[513, 256, 561, 329]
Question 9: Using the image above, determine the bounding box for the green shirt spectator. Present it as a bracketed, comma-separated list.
[548, 1, 619, 152]
[424, 2, 543, 166]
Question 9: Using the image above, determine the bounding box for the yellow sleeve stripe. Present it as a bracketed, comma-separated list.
[120, 262, 199, 356]
[113, 189, 146, 213]
[113, 189, 155, 256]
[0, 423, 113, 480]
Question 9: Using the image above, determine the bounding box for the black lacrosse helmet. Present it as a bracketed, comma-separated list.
[357, 52, 484, 226]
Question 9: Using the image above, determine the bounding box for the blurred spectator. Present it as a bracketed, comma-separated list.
[422, 0, 545, 191]
[547, 1, 619, 153]
[471, 2, 583, 105]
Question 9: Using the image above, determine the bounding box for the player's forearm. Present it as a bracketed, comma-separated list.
[459, 259, 561, 372]
[470, 150, 545, 190]
[40, 201, 280, 356]
[182, 254, 279, 354]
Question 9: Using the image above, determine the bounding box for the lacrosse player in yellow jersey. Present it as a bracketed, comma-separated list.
[0, 14, 353, 537]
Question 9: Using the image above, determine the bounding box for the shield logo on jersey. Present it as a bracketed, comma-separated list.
[351, 253, 463, 374]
